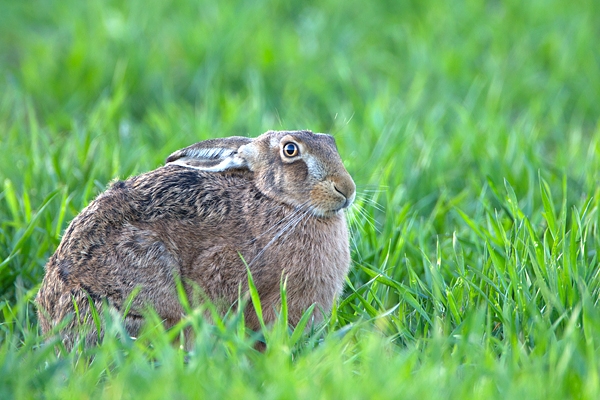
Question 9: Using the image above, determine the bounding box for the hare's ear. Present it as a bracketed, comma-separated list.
[166, 136, 253, 172]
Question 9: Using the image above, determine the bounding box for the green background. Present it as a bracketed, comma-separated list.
[1, 0, 600, 398]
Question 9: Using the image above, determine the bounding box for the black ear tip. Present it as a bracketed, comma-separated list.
[165, 151, 181, 164]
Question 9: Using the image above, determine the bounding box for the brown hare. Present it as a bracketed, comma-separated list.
[36, 130, 355, 349]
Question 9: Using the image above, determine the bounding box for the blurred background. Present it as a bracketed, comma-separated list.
[1, 0, 599, 314]
[3, 2, 600, 396]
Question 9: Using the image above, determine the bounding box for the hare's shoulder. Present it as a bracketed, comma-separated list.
[119, 165, 255, 220]
[125, 165, 253, 196]
[56, 166, 257, 255]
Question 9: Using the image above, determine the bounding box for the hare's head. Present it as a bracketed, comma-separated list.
[166, 130, 355, 217]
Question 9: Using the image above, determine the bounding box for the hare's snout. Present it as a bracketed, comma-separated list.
[311, 175, 356, 216]
[333, 181, 356, 209]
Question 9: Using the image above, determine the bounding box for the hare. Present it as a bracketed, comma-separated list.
[36, 130, 355, 349]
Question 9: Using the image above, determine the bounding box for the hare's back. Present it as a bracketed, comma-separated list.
[40, 166, 255, 317]
[50, 165, 256, 272]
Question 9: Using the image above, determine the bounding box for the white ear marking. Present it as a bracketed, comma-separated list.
[205, 156, 246, 172]
[167, 160, 204, 171]
[168, 156, 246, 172]
[304, 154, 326, 180]
[187, 148, 236, 159]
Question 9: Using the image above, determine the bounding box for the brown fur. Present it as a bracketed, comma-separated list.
[36, 130, 355, 349]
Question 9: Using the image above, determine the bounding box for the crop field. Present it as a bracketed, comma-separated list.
[1, 0, 600, 398]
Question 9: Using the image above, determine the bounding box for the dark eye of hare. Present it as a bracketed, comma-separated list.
[283, 142, 299, 157]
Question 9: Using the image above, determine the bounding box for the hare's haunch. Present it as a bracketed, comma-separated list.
[36, 130, 355, 349]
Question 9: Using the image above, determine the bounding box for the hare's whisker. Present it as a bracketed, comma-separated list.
[347, 213, 365, 242]
[274, 206, 312, 245]
[352, 203, 380, 233]
[349, 230, 362, 261]
[360, 189, 387, 193]
[248, 212, 306, 267]
[247, 201, 311, 244]
[356, 186, 388, 191]
[355, 194, 385, 212]
[275, 206, 312, 247]
[344, 211, 362, 255]
[248, 206, 312, 267]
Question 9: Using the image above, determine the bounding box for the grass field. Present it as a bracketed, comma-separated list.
[1, 0, 600, 398]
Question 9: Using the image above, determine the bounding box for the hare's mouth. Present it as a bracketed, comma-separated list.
[308, 180, 355, 217]
[312, 209, 342, 218]
[333, 188, 355, 211]
[313, 198, 354, 218]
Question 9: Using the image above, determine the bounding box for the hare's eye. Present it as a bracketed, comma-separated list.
[283, 142, 299, 157]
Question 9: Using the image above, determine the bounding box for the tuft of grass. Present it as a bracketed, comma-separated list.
[1, 0, 600, 398]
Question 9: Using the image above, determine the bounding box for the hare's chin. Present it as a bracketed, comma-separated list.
[311, 206, 347, 218]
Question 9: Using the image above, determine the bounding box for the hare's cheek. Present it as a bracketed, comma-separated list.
[282, 161, 310, 201]
[285, 160, 309, 185]
[302, 154, 327, 181]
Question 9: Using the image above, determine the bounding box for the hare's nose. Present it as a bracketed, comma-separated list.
[334, 181, 356, 209]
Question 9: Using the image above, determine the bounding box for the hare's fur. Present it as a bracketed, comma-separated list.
[36, 130, 355, 349]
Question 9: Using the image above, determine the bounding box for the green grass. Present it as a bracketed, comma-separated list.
[1, 0, 600, 398]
